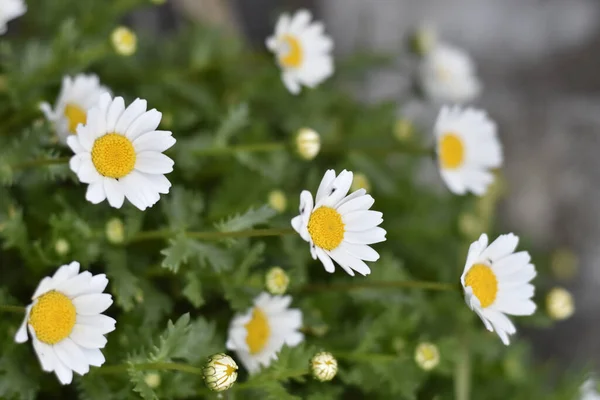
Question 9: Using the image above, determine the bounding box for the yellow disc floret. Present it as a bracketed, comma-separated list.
[280, 34, 303, 68]
[91, 133, 136, 178]
[245, 307, 270, 354]
[307, 207, 345, 251]
[439, 133, 465, 169]
[29, 290, 76, 345]
[464, 263, 498, 308]
[64, 103, 87, 134]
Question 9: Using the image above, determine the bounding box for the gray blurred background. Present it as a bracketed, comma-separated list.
[139, 0, 600, 367]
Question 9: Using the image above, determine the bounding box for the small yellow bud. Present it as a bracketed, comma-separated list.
[351, 173, 371, 193]
[546, 287, 574, 321]
[203, 353, 238, 392]
[310, 352, 337, 382]
[295, 128, 321, 160]
[414, 342, 440, 371]
[550, 248, 578, 281]
[393, 119, 414, 142]
[265, 267, 290, 295]
[111, 26, 137, 56]
[54, 238, 70, 256]
[268, 190, 287, 213]
[144, 372, 161, 388]
[105, 218, 125, 244]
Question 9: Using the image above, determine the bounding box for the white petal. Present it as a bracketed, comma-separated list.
[142, 173, 171, 194]
[344, 212, 383, 232]
[315, 247, 335, 273]
[69, 153, 90, 174]
[319, 170, 353, 207]
[282, 72, 301, 95]
[126, 109, 162, 141]
[337, 195, 375, 215]
[340, 242, 379, 262]
[76, 314, 116, 334]
[115, 98, 147, 135]
[289, 9, 312, 34]
[73, 293, 113, 315]
[85, 181, 107, 204]
[133, 130, 175, 153]
[32, 277, 54, 299]
[492, 252, 531, 277]
[69, 325, 108, 349]
[285, 332, 304, 347]
[81, 348, 105, 367]
[105, 96, 125, 132]
[77, 160, 102, 184]
[344, 227, 387, 245]
[291, 215, 303, 235]
[56, 272, 93, 298]
[494, 298, 536, 316]
[335, 189, 367, 209]
[104, 178, 125, 208]
[67, 135, 86, 154]
[88, 274, 109, 293]
[480, 233, 519, 263]
[31, 335, 55, 372]
[52, 262, 80, 285]
[134, 152, 174, 174]
[315, 169, 336, 203]
[15, 307, 30, 343]
[54, 338, 90, 376]
[53, 356, 74, 385]
[299, 190, 314, 221]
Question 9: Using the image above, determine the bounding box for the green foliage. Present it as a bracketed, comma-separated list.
[0, 0, 585, 399]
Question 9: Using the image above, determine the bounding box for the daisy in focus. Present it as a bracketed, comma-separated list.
[461, 233, 537, 345]
[40, 74, 110, 145]
[14, 262, 115, 384]
[226, 292, 303, 374]
[419, 43, 481, 104]
[67, 92, 175, 211]
[0, 0, 26, 35]
[435, 106, 502, 196]
[266, 9, 334, 95]
[291, 169, 386, 276]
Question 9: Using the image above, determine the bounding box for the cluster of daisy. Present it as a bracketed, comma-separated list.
[6, 4, 545, 394]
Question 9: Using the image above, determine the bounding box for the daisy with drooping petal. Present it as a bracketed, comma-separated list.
[226, 292, 303, 374]
[0, 0, 26, 35]
[67, 92, 175, 211]
[266, 9, 334, 95]
[291, 169, 386, 276]
[461, 233, 537, 345]
[419, 42, 481, 104]
[435, 106, 502, 196]
[14, 262, 115, 385]
[40, 74, 110, 145]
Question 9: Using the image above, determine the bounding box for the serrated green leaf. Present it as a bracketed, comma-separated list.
[160, 235, 193, 273]
[182, 271, 204, 308]
[150, 314, 191, 362]
[128, 365, 158, 400]
[213, 103, 249, 147]
[104, 249, 140, 312]
[216, 205, 276, 233]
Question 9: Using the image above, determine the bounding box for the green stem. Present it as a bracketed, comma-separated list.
[96, 362, 204, 375]
[301, 280, 456, 293]
[455, 333, 471, 400]
[128, 228, 296, 243]
[195, 142, 287, 156]
[0, 305, 26, 313]
[10, 157, 70, 171]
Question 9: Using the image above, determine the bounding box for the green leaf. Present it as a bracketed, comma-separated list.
[161, 186, 204, 230]
[104, 249, 140, 312]
[128, 365, 158, 400]
[213, 103, 249, 147]
[149, 314, 192, 362]
[160, 235, 193, 273]
[182, 271, 204, 308]
[215, 205, 276, 233]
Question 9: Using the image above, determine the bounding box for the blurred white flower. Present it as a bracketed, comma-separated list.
[546, 287, 575, 321]
[68, 93, 175, 211]
[111, 26, 137, 56]
[414, 342, 440, 371]
[581, 379, 600, 400]
[40, 74, 110, 145]
[266, 9, 334, 94]
[0, 0, 26, 35]
[461, 233, 537, 345]
[435, 106, 502, 196]
[295, 128, 321, 160]
[419, 43, 481, 104]
[226, 293, 303, 374]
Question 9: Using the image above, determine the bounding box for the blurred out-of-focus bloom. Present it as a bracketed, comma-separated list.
[144, 373, 161, 388]
[54, 238, 70, 256]
[311, 351, 338, 381]
[461, 233, 536, 345]
[393, 118, 414, 142]
[111, 26, 137, 56]
[435, 106, 502, 196]
[266, 9, 334, 94]
[546, 287, 574, 321]
[105, 218, 125, 244]
[295, 128, 321, 160]
[265, 267, 290, 295]
[414, 342, 440, 371]
[268, 190, 287, 213]
[580, 379, 600, 400]
[0, 0, 26, 35]
[203, 353, 238, 392]
[291, 169, 386, 276]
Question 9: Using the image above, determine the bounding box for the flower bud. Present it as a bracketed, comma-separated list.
[414, 342, 440, 371]
[203, 353, 238, 392]
[295, 128, 320, 160]
[268, 190, 287, 213]
[144, 372, 161, 388]
[105, 218, 125, 244]
[54, 238, 70, 256]
[111, 26, 137, 56]
[311, 352, 337, 382]
[265, 267, 290, 295]
[546, 287, 574, 321]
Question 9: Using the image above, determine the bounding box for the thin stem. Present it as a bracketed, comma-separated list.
[96, 362, 204, 375]
[128, 228, 296, 244]
[195, 142, 287, 156]
[455, 333, 471, 400]
[10, 157, 70, 171]
[301, 280, 456, 293]
[0, 305, 26, 313]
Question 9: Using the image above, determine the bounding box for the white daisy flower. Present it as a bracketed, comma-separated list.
[291, 169, 386, 276]
[226, 292, 303, 374]
[40, 74, 110, 145]
[0, 0, 26, 35]
[419, 43, 481, 104]
[67, 92, 175, 211]
[435, 106, 502, 196]
[266, 9, 334, 95]
[461, 233, 537, 345]
[14, 261, 115, 385]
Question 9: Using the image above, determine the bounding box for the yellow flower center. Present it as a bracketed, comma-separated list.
[91, 133, 137, 178]
[464, 263, 498, 308]
[279, 34, 303, 68]
[64, 103, 87, 134]
[29, 290, 76, 345]
[245, 307, 270, 354]
[439, 133, 465, 169]
[307, 207, 345, 251]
